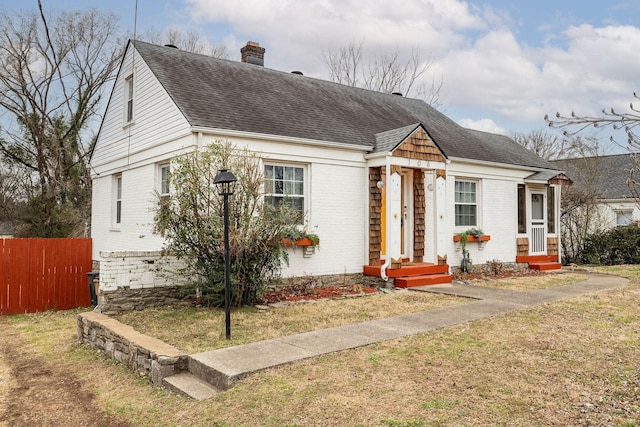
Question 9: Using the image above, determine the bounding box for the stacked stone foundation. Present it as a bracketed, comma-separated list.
[94, 250, 387, 313]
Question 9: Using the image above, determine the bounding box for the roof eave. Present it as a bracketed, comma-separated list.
[190, 126, 372, 152]
[448, 156, 561, 173]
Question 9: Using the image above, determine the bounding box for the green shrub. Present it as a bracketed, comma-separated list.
[578, 225, 640, 265]
[154, 141, 300, 306]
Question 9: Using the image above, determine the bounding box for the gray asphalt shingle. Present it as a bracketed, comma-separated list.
[553, 154, 639, 199]
[133, 40, 555, 171]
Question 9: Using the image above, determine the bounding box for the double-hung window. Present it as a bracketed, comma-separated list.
[264, 164, 305, 216]
[125, 75, 134, 123]
[114, 174, 123, 226]
[159, 164, 170, 197]
[455, 180, 477, 226]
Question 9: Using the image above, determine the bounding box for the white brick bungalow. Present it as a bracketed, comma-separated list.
[91, 40, 569, 310]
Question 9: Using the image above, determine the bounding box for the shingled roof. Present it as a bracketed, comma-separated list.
[553, 153, 639, 199]
[132, 40, 555, 170]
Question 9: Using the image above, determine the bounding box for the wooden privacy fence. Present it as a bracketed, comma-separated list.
[0, 238, 92, 315]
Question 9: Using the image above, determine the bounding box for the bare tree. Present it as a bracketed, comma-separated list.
[0, 163, 25, 227]
[553, 153, 613, 263]
[511, 130, 601, 160]
[322, 42, 443, 108]
[0, 2, 123, 236]
[545, 91, 640, 201]
[141, 27, 229, 58]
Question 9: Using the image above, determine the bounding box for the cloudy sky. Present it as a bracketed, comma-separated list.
[9, 0, 640, 150]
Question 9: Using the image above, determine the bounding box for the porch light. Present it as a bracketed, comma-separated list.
[213, 168, 237, 339]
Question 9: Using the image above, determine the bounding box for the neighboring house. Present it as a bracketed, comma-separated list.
[553, 153, 640, 230]
[91, 40, 568, 311]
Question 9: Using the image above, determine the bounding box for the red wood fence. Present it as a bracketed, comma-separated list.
[0, 238, 92, 315]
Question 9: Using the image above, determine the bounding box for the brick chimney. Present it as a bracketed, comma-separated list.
[241, 41, 265, 66]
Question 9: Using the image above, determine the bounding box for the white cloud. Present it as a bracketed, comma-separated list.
[181, 0, 640, 136]
[185, 0, 486, 74]
[458, 118, 507, 134]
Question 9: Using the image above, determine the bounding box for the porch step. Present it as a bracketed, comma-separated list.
[363, 263, 448, 278]
[163, 372, 222, 400]
[394, 273, 452, 288]
[528, 262, 562, 271]
[516, 255, 559, 264]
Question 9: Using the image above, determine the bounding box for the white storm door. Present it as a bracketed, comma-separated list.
[530, 192, 546, 255]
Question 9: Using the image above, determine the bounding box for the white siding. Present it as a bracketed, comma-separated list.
[91, 45, 191, 174]
[92, 164, 167, 259]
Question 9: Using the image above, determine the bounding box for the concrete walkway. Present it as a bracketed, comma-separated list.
[164, 271, 629, 399]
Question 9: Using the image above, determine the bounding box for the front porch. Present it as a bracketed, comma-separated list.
[516, 237, 562, 271]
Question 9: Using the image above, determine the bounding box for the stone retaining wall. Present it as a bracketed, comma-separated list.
[77, 311, 188, 386]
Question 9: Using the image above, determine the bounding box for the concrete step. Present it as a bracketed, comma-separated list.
[528, 262, 562, 271]
[394, 273, 452, 288]
[162, 372, 221, 400]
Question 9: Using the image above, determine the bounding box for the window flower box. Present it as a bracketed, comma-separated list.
[282, 237, 319, 247]
[454, 231, 490, 252]
[282, 234, 320, 258]
[453, 235, 490, 243]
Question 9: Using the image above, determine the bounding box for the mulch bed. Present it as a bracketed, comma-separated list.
[260, 269, 547, 304]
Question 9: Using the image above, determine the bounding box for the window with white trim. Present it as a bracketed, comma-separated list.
[455, 180, 477, 226]
[264, 164, 305, 216]
[159, 163, 170, 197]
[616, 209, 633, 226]
[125, 75, 134, 123]
[114, 174, 122, 226]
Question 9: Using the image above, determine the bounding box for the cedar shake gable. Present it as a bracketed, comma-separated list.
[132, 40, 557, 171]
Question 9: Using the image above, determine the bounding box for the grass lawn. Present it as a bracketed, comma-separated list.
[3, 268, 639, 426]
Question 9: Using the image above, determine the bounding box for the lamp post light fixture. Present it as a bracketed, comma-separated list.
[213, 168, 237, 339]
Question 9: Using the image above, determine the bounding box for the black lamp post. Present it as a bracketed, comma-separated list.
[213, 168, 237, 339]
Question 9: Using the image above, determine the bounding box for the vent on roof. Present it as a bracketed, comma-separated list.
[392, 92, 403, 97]
[291, 71, 303, 75]
[164, 44, 179, 49]
[241, 41, 265, 66]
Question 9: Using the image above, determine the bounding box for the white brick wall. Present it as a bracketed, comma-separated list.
[281, 162, 366, 277]
[98, 251, 188, 292]
[445, 173, 520, 268]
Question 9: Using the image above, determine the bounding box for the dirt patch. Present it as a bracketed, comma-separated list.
[0, 320, 130, 427]
[452, 268, 544, 282]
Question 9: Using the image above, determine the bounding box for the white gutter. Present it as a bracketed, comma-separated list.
[447, 156, 560, 173]
[190, 126, 372, 152]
